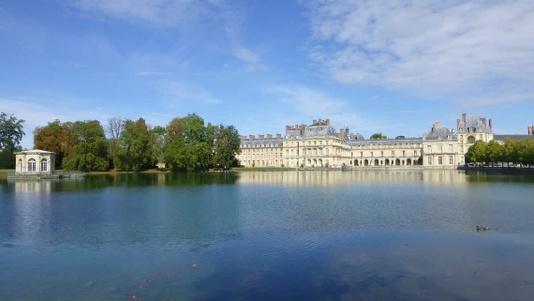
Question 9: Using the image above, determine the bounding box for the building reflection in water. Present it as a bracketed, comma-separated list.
[14, 180, 53, 195]
[236, 170, 468, 187]
[10, 180, 53, 244]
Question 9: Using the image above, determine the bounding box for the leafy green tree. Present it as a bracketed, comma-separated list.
[63, 120, 109, 171]
[114, 118, 155, 171]
[517, 140, 532, 167]
[182, 113, 208, 143]
[370, 132, 387, 140]
[0, 112, 25, 168]
[503, 140, 518, 167]
[485, 140, 503, 167]
[212, 125, 241, 169]
[164, 114, 213, 170]
[465, 140, 487, 165]
[151, 126, 166, 167]
[34, 120, 74, 168]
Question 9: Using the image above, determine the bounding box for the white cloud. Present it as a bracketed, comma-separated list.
[162, 81, 221, 105]
[233, 47, 267, 72]
[71, 0, 221, 26]
[268, 85, 390, 133]
[306, 0, 534, 104]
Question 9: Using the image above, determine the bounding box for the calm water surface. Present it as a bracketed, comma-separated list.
[1, 170, 534, 300]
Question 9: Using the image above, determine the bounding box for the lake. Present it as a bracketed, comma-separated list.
[1, 170, 534, 300]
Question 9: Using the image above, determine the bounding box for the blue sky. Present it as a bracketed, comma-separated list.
[1, 0, 533, 148]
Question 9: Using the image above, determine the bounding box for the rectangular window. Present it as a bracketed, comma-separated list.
[427, 145, 432, 153]
[449, 144, 453, 152]
[438, 156, 443, 165]
[428, 156, 433, 165]
[449, 156, 453, 164]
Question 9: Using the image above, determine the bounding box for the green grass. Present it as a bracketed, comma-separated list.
[0, 169, 13, 179]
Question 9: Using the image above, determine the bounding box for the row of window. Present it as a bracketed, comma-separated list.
[352, 150, 419, 157]
[18, 159, 48, 172]
[427, 156, 455, 165]
[426, 144, 455, 153]
[241, 144, 283, 148]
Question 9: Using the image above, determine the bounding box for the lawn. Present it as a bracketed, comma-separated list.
[0, 169, 13, 179]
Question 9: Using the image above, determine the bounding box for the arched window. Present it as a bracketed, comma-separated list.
[467, 136, 476, 143]
[28, 159, 36, 172]
[41, 159, 48, 172]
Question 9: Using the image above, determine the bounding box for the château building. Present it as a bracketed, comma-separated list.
[237, 113, 494, 169]
[15, 149, 56, 175]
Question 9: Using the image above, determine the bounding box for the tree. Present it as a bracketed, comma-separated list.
[114, 118, 155, 171]
[0, 112, 25, 151]
[182, 113, 208, 143]
[151, 126, 166, 167]
[166, 117, 183, 143]
[465, 140, 487, 165]
[370, 132, 387, 140]
[212, 125, 241, 169]
[164, 114, 213, 171]
[63, 120, 109, 171]
[0, 112, 25, 168]
[106, 118, 124, 168]
[503, 140, 518, 167]
[34, 120, 74, 168]
[485, 140, 503, 167]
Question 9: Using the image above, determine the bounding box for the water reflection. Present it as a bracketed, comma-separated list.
[1, 171, 534, 300]
[236, 170, 470, 187]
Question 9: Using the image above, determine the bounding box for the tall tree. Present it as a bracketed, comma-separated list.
[0, 112, 25, 168]
[486, 140, 503, 167]
[164, 114, 213, 170]
[114, 118, 155, 170]
[165, 117, 183, 143]
[106, 118, 125, 169]
[212, 125, 241, 169]
[465, 140, 487, 165]
[0, 112, 25, 151]
[63, 120, 109, 171]
[151, 126, 166, 167]
[34, 120, 74, 168]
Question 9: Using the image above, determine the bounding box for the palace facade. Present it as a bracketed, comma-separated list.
[237, 113, 494, 169]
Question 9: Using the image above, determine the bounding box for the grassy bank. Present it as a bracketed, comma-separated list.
[85, 169, 170, 175]
[0, 169, 13, 179]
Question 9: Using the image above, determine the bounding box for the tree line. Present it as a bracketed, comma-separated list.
[0, 111, 241, 171]
[465, 140, 534, 168]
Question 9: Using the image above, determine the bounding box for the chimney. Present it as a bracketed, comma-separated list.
[249, 135, 255, 139]
[258, 135, 265, 139]
[266, 134, 272, 139]
[456, 118, 460, 130]
[462, 113, 467, 124]
[489, 119, 493, 130]
[276, 133, 282, 138]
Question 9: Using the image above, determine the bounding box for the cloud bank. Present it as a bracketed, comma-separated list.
[307, 0, 534, 104]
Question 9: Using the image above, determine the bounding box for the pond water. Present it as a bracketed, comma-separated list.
[1, 170, 534, 300]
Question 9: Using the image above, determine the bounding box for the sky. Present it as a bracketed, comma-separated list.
[1, 0, 533, 148]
